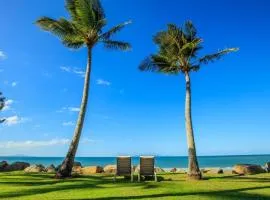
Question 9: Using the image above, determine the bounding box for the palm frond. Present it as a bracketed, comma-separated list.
[100, 20, 131, 40]
[36, 17, 76, 38]
[199, 48, 239, 64]
[103, 40, 131, 51]
[36, 17, 85, 48]
[65, 0, 78, 21]
[183, 20, 197, 41]
[139, 55, 179, 74]
[0, 92, 5, 111]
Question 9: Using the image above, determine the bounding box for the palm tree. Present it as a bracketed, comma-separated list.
[36, 0, 131, 178]
[0, 92, 5, 123]
[139, 21, 238, 180]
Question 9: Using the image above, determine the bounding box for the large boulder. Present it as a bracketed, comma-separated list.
[103, 165, 116, 173]
[46, 164, 56, 173]
[72, 166, 82, 174]
[5, 162, 30, 171]
[24, 164, 46, 173]
[265, 162, 270, 172]
[0, 161, 8, 171]
[232, 164, 265, 175]
[80, 166, 103, 174]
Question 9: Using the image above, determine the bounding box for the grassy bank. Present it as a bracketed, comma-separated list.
[0, 172, 270, 199]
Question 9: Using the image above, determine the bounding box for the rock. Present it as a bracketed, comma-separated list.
[103, 165, 116, 173]
[265, 162, 270, 172]
[0, 161, 8, 171]
[24, 164, 46, 173]
[72, 166, 82, 174]
[154, 167, 165, 173]
[202, 168, 223, 174]
[74, 162, 82, 167]
[232, 164, 265, 175]
[46, 164, 56, 173]
[170, 168, 177, 173]
[80, 166, 103, 174]
[5, 162, 30, 171]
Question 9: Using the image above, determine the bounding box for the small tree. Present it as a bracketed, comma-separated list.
[139, 21, 238, 180]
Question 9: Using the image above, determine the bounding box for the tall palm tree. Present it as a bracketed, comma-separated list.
[139, 21, 238, 180]
[36, 0, 131, 178]
[0, 92, 5, 123]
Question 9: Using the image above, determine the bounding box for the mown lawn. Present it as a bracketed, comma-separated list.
[0, 172, 270, 199]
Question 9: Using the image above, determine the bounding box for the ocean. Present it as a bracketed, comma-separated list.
[1, 155, 269, 168]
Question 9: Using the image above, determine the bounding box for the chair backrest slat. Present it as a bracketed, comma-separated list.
[117, 156, 131, 175]
[140, 156, 154, 175]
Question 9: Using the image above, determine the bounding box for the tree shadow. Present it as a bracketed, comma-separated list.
[66, 185, 270, 200]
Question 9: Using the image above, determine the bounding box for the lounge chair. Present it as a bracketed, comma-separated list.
[114, 156, 133, 182]
[138, 156, 157, 182]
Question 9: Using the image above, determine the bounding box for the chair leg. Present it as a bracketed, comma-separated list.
[154, 172, 157, 182]
[138, 173, 140, 182]
[131, 173, 133, 182]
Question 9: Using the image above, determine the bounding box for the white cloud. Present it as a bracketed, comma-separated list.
[60, 66, 85, 78]
[62, 121, 74, 126]
[11, 82, 17, 87]
[96, 79, 111, 86]
[69, 107, 80, 112]
[0, 51, 7, 60]
[57, 106, 80, 113]
[81, 137, 103, 144]
[3, 116, 30, 126]
[2, 99, 14, 111]
[0, 138, 70, 148]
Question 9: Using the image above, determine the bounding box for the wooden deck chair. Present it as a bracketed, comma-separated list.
[114, 156, 133, 182]
[138, 156, 157, 182]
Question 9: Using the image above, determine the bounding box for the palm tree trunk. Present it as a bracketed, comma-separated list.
[184, 72, 202, 180]
[56, 48, 92, 178]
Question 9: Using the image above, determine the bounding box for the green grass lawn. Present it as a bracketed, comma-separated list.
[0, 172, 270, 200]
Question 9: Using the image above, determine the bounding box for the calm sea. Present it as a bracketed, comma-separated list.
[1, 155, 269, 168]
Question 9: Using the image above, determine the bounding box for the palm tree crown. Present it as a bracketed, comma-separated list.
[36, 0, 131, 50]
[139, 21, 238, 73]
[0, 92, 5, 123]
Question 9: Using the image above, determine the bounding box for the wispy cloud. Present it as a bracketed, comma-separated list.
[62, 121, 74, 126]
[0, 51, 7, 60]
[60, 66, 85, 78]
[4, 81, 18, 87]
[11, 82, 17, 87]
[81, 137, 103, 144]
[0, 138, 70, 148]
[96, 79, 111, 86]
[57, 106, 80, 113]
[2, 99, 14, 111]
[3, 116, 30, 126]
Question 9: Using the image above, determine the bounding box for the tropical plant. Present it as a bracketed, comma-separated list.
[36, 0, 131, 178]
[0, 92, 5, 123]
[139, 21, 238, 180]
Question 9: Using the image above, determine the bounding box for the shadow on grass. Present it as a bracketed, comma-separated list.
[1, 173, 270, 199]
[66, 186, 270, 200]
[206, 174, 270, 183]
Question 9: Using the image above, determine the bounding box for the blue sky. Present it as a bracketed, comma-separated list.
[0, 0, 270, 156]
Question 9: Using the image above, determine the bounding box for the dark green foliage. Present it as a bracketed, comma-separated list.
[36, 0, 131, 50]
[139, 21, 238, 74]
[0, 92, 5, 123]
